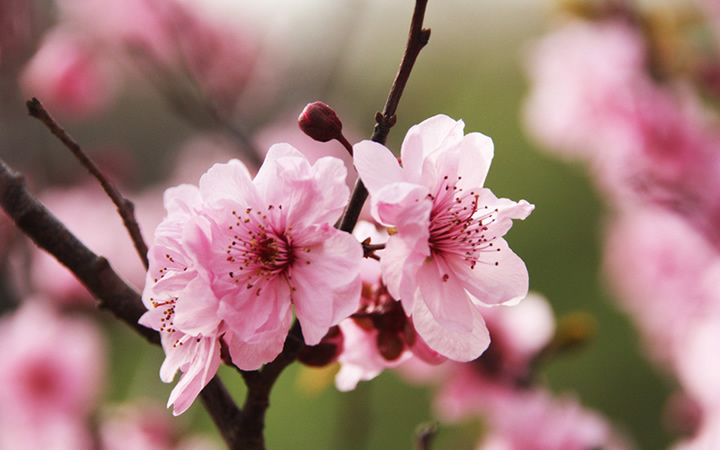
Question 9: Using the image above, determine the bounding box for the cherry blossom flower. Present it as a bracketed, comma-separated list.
[475, 389, 622, 450]
[354, 114, 534, 361]
[191, 145, 362, 368]
[140, 184, 226, 415]
[603, 206, 720, 368]
[20, 28, 118, 119]
[0, 301, 105, 449]
[99, 400, 223, 450]
[522, 18, 647, 161]
[55, 0, 257, 109]
[143, 145, 362, 406]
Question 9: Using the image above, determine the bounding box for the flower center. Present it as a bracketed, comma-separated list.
[427, 175, 499, 270]
[225, 206, 299, 295]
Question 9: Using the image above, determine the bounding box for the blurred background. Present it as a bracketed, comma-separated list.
[2, 0, 716, 448]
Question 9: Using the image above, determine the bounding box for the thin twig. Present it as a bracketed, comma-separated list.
[25, 97, 150, 270]
[0, 155, 245, 447]
[414, 421, 439, 450]
[337, 0, 431, 233]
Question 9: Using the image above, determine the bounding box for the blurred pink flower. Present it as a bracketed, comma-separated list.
[524, 18, 720, 248]
[0, 301, 104, 449]
[523, 18, 647, 160]
[603, 207, 720, 368]
[191, 147, 362, 366]
[675, 316, 720, 411]
[20, 28, 118, 119]
[55, 0, 257, 109]
[99, 400, 223, 450]
[99, 402, 175, 450]
[28, 183, 163, 306]
[354, 114, 533, 362]
[674, 410, 720, 450]
[475, 390, 622, 450]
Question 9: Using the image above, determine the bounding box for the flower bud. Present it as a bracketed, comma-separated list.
[297, 325, 344, 367]
[298, 101, 343, 142]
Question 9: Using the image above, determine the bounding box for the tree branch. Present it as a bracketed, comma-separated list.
[26, 97, 150, 270]
[237, 321, 304, 449]
[337, 0, 431, 233]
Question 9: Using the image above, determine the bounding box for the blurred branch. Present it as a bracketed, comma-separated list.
[338, 0, 431, 233]
[0, 157, 156, 342]
[414, 421, 439, 450]
[128, 44, 264, 168]
[25, 98, 150, 270]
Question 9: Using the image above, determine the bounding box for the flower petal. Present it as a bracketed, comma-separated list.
[416, 257, 474, 333]
[412, 292, 490, 362]
[448, 238, 530, 306]
[198, 159, 256, 206]
[353, 140, 405, 195]
[291, 230, 362, 345]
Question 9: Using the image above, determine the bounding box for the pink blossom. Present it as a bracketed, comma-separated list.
[20, 28, 118, 119]
[475, 390, 622, 450]
[0, 301, 104, 449]
[675, 315, 720, 411]
[28, 183, 163, 306]
[55, 0, 256, 109]
[674, 410, 720, 450]
[603, 207, 720, 368]
[140, 184, 225, 415]
[99, 400, 223, 450]
[99, 402, 175, 450]
[354, 114, 534, 361]
[522, 18, 647, 160]
[191, 146, 362, 368]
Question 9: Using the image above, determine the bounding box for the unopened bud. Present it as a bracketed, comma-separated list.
[298, 101, 343, 142]
[298, 325, 344, 367]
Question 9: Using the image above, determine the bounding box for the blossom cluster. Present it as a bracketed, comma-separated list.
[523, 3, 720, 446]
[140, 114, 534, 414]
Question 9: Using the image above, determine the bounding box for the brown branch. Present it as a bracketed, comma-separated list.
[26, 98, 150, 270]
[371, 0, 431, 146]
[0, 156, 245, 446]
[337, 0, 431, 233]
[237, 321, 304, 449]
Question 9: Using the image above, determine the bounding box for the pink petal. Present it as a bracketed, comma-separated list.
[452, 132, 495, 190]
[217, 278, 290, 341]
[198, 159, 256, 206]
[373, 182, 431, 235]
[167, 337, 222, 415]
[448, 238, 530, 306]
[227, 308, 293, 370]
[412, 293, 490, 361]
[353, 140, 405, 195]
[290, 231, 362, 344]
[163, 184, 202, 218]
[416, 257, 474, 333]
[173, 278, 221, 336]
[401, 115, 465, 180]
